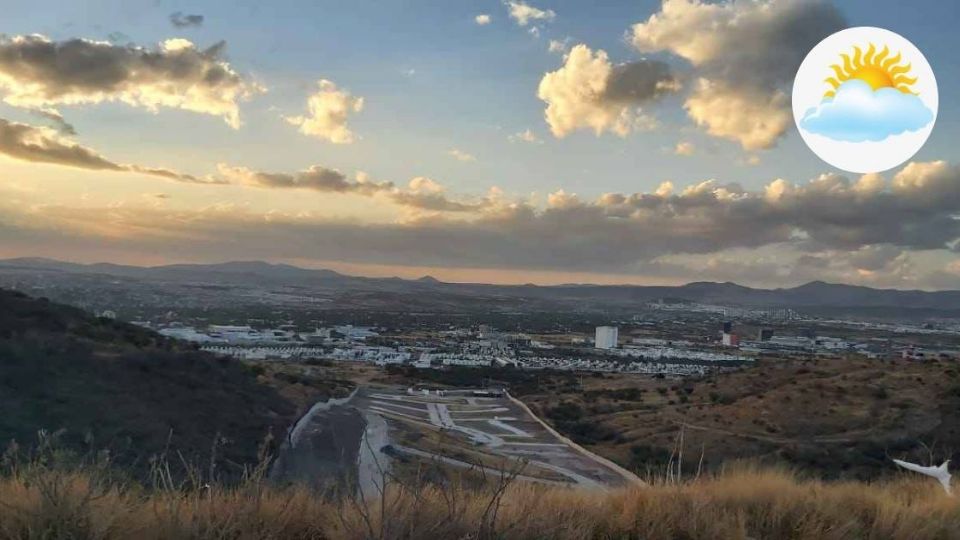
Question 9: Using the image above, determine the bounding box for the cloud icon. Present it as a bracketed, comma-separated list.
[800, 79, 933, 142]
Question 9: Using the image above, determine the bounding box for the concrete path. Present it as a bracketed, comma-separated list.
[356, 410, 391, 498]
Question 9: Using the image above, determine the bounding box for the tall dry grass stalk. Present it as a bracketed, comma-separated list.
[0, 454, 958, 539]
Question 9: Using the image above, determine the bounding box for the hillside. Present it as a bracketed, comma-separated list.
[519, 357, 960, 480]
[0, 289, 305, 482]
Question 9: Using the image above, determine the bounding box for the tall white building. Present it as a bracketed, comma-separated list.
[595, 326, 619, 349]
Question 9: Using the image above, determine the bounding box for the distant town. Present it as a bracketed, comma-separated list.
[132, 298, 959, 377]
[4, 258, 960, 377]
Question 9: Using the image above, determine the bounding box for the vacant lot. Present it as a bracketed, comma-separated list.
[352, 386, 633, 489]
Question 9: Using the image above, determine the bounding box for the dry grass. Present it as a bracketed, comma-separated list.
[1, 461, 958, 540]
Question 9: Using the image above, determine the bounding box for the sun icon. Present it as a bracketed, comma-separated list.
[793, 26, 938, 173]
[824, 43, 918, 97]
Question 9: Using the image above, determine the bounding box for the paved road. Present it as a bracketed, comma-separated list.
[270, 404, 366, 491]
[357, 410, 391, 497]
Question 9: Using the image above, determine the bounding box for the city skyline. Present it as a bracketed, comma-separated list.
[2, 0, 960, 289]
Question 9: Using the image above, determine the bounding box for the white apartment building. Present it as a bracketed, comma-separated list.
[595, 326, 619, 349]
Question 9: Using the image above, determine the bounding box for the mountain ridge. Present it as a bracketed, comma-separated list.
[1, 256, 952, 293]
[2, 257, 960, 312]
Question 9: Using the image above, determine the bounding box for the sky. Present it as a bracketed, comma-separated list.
[1, 0, 960, 289]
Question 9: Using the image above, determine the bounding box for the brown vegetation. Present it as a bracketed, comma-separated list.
[1, 458, 958, 540]
[522, 357, 960, 480]
[0, 289, 349, 484]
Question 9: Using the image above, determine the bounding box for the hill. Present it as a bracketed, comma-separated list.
[0, 289, 303, 482]
[518, 356, 960, 480]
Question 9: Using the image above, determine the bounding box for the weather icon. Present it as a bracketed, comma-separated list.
[793, 28, 938, 174]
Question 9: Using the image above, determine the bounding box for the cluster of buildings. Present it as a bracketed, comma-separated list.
[159, 324, 299, 344]
[592, 325, 749, 363]
[329, 346, 412, 365]
[519, 357, 721, 376]
[615, 346, 749, 363]
[648, 300, 799, 320]
[154, 323, 379, 345]
[418, 352, 499, 368]
[201, 345, 326, 361]
[190, 324, 748, 376]
[161, 314, 957, 379]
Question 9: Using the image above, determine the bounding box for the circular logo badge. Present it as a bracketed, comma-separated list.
[793, 27, 937, 174]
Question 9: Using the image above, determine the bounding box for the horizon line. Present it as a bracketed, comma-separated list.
[0, 255, 953, 294]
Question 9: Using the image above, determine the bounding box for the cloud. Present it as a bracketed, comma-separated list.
[389, 177, 493, 213]
[548, 39, 569, 54]
[0, 118, 211, 183]
[800, 80, 935, 142]
[537, 44, 677, 137]
[215, 163, 488, 213]
[685, 79, 791, 151]
[448, 148, 476, 162]
[0, 138, 489, 216]
[0, 118, 121, 171]
[509, 129, 542, 144]
[890, 160, 960, 209]
[8, 201, 956, 289]
[285, 79, 364, 144]
[169, 12, 204, 28]
[475, 14, 492, 25]
[628, 0, 845, 149]
[629, 0, 844, 84]
[10, 116, 956, 266]
[505, 1, 555, 26]
[5, 160, 960, 289]
[217, 164, 391, 195]
[674, 141, 694, 156]
[27, 108, 75, 135]
[0, 35, 260, 129]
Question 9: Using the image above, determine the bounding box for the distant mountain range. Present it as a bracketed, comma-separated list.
[1, 257, 959, 315]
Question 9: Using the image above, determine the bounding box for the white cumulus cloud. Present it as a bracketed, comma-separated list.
[0, 35, 261, 129]
[505, 1, 555, 26]
[537, 44, 676, 138]
[448, 148, 477, 162]
[685, 79, 791, 151]
[509, 129, 542, 144]
[628, 0, 845, 150]
[548, 39, 569, 54]
[285, 79, 364, 144]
